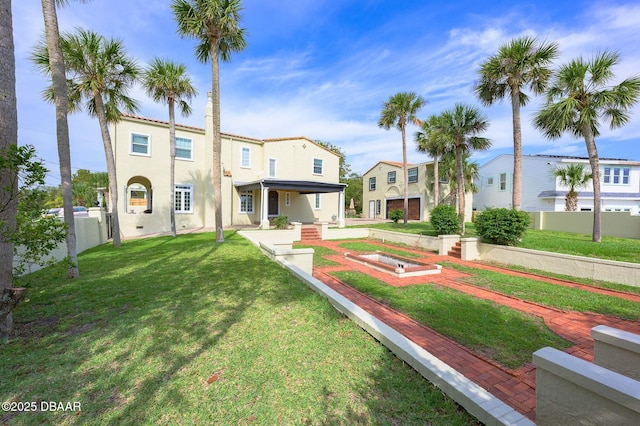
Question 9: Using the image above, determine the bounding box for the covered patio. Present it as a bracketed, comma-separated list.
[234, 179, 347, 229]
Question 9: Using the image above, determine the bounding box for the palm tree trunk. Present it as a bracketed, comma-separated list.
[0, 0, 18, 291]
[93, 93, 121, 247]
[583, 126, 601, 242]
[211, 47, 224, 242]
[432, 155, 439, 206]
[511, 89, 522, 210]
[169, 98, 176, 238]
[401, 125, 409, 225]
[456, 144, 465, 234]
[41, 0, 79, 278]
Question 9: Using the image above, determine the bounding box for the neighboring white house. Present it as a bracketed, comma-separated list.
[108, 93, 346, 238]
[362, 160, 472, 221]
[473, 154, 640, 214]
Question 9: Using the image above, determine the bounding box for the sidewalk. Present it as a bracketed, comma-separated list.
[304, 239, 640, 421]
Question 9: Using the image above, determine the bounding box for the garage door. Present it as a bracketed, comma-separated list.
[386, 198, 420, 220]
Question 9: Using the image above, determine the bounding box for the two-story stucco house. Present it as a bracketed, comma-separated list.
[108, 94, 346, 238]
[362, 160, 472, 222]
[473, 154, 640, 214]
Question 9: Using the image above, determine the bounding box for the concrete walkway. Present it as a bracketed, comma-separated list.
[301, 238, 640, 422]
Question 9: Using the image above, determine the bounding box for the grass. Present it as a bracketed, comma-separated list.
[331, 271, 571, 370]
[293, 244, 340, 266]
[3, 232, 477, 425]
[338, 241, 423, 259]
[445, 263, 640, 321]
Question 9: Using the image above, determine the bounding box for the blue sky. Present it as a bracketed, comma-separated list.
[11, 0, 640, 185]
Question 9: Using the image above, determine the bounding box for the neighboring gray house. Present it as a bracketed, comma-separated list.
[473, 154, 640, 214]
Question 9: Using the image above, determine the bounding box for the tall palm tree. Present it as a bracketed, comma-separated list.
[475, 36, 558, 211]
[39, 0, 81, 278]
[173, 0, 247, 243]
[33, 29, 140, 247]
[439, 104, 491, 234]
[534, 51, 640, 242]
[415, 114, 451, 207]
[440, 151, 481, 198]
[0, 0, 19, 314]
[142, 58, 197, 238]
[552, 163, 593, 212]
[378, 92, 426, 224]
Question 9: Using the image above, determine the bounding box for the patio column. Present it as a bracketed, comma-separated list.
[260, 183, 269, 229]
[338, 189, 345, 228]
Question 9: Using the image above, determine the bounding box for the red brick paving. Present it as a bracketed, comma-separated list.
[300, 238, 640, 421]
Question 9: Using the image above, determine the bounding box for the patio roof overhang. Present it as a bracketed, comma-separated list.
[235, 179, 347, 194]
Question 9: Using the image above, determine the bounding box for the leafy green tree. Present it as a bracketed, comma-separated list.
[476, 36, 558, 211]
[343, 173, 363, 216]
[173, 0, 247, 243]
[33, 29, 140, 247]
[415, 114, 451, 206]
[438, 104, 491, 234]
[534, 51, 640, 242]
[142, 58, 197, 237]
[552, 163, 593, 212]
[71, 169, 108, 206]
[378, 92, 426, 224]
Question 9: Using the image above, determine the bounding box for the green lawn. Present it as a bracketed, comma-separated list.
[331, 271, 571, 369]
[3, 232, 476, 425]
[338, 241, 423, 259]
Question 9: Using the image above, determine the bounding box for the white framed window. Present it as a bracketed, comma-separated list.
[174, 184, 193, 213]
[285, 192, 290, 206]
[603, 167, 630, 185]
[241, 146, 251, 168]
[313, 158, 323, 175]
[314, 193, 321, 209]
[240, 190, 254, 213]
[387, 171, 396, 184]
[499, 173, 507, 191]
[175, 137, 193, 160]
[268, 158, 277, 178]
[408, 167, 418, 183]
[131, 133, 150, 156]
[375, 200, 381, 215]
[486, 177, 494, 186]
[369, 177, 376, 191]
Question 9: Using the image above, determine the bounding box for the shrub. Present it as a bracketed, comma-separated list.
[389, 209, 403, 223]
[274, 215, 288, 230]
[429, 204, 460, 235]
[474, 208, 531, 246]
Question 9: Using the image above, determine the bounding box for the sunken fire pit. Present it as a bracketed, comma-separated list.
[344, 251, 442, 278]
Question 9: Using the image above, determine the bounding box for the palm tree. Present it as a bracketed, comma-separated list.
[534, 51, 640, 242]
[142, 58, 197, 238]
[552, 163, 593, 212]
[378, 92, 426, 224]
[173, 0, 247, 243]
[33, 29, 140, 247]
[440, 151, 481, 199]
[415, 114, 451, 207]
[38, 0, 80, 278]
[438, 104, 491, 234]
[475, 36, 558, 211]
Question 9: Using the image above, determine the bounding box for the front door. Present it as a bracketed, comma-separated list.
[369, 200, 375, 218]
[268, 191, 279, 216]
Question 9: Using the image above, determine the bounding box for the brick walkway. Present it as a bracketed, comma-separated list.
[300, 239, 640, 421]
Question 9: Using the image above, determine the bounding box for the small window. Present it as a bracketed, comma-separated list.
[408, 167, 418, 183]
[387, 171, 396, 184]
[369, 177, 376, 191]
[486, 177, 494, 186]
[131, 133, 150, 156]
[241, 147, 251, 168]
[285, 192, 290, 206]
[175, 137, 192, 160]
[268, 158, 277, 178]
[175, 184, 193, 213]
[603, 167, 630, 185]
[499, 173, 507, 191]
[313, 158, 323, 175]
[375, 200, 381, 215]
[314, 193, 321, 209]
[240, 190, 254, 213]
